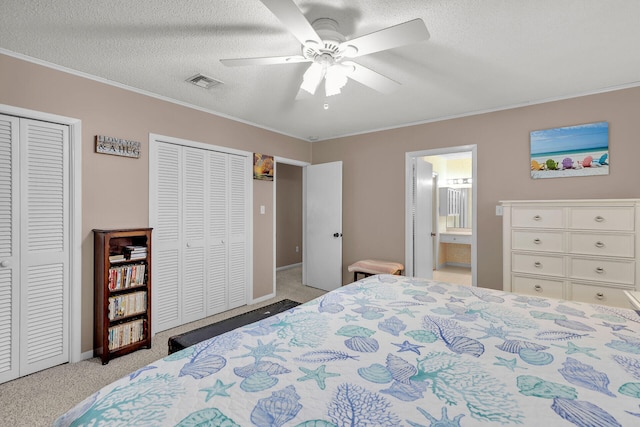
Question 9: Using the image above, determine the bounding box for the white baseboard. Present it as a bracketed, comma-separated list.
[276, 262, 302, 272]
[250, 292, 276, 305]
[80, 349, 94, 361]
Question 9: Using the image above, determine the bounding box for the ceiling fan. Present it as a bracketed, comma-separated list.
[220, 0, 430, 97]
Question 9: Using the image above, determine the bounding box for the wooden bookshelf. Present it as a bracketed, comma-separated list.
[93, 228, 152, 364]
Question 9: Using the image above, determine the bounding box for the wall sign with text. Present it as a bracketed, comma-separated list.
[96, 135, 141, 158]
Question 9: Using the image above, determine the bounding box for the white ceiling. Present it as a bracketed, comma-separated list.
[2, 1, 640, 142]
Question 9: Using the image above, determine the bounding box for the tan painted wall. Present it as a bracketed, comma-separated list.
[276, 164, 303, 268]
[312, 87, 640, 288]
[253, 180, 274, 299]
[0, 53, 311, 353]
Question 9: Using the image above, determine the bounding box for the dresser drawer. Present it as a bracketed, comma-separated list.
[512, 230, 564, 252]
[569, 257, 635, 285]
[512, 253, 564, 277]
[512, 275, 564, 299]
[512, 207, 564, 229]
[570, 283, 632, 308]
[569, 232, 634, 258]
[569, 207, 635, 231]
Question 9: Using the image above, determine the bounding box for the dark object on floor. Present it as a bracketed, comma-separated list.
[167, 299, 301, 354]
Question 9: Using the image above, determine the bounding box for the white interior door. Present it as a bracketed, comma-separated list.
[304, 161, 343, 291]
[182, 147, 207, 323]
[0, 115, 19, 384]
[0, 115, 70, 383]
[414, 158, 433, 279]
[151, 142, 182, 332]
[151, 137, 251, 333]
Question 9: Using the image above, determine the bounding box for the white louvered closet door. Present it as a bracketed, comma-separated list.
[153, 143, 182, 332]
[152, 139, 249, 334]
[0, 115, 19, 384]
[228, 154, 247, 309]
[182, 147, 207, 323]
[19, 119, 69, 376]
[0, 115, 70, 383]
[207, 151, 228, 315]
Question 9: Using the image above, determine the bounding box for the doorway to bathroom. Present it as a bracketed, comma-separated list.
[405, 145, 477, 287]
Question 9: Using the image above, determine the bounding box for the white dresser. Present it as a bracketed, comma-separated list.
[500, 199, 640, 308]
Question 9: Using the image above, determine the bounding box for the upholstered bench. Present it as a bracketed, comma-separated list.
[348, 259, 404, 282]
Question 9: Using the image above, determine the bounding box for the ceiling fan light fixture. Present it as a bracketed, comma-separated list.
[301, 63, 326, 95]
[324, 63, 354, 96]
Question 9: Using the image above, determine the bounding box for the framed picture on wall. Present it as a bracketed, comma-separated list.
[530, 121, 609, 179]
[253, 153, 274, 181]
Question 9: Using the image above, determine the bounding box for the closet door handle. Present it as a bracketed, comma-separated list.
[0, 260, 9, 268]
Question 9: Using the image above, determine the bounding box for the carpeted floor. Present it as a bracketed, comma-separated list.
[0, 265, 326, 427]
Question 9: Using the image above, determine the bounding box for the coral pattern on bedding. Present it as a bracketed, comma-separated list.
[54, 275, 640, 426]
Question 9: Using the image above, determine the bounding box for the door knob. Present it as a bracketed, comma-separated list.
[333, 232, 343, 238]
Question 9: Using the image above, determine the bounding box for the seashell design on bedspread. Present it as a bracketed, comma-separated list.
[53, 275, 640, 427]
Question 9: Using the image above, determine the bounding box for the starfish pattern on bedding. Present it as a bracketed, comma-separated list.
[200, 379, 235, 401]
[394, 307, 419, 318]
[393, 340, 424, 355]
[297, 365, 340, 390]
[552, 341, 600, 359]
[341, 314, 359, 322]
[493, 356, 522, 371]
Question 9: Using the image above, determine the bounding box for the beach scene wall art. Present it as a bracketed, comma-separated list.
[530, 121, 609, 179]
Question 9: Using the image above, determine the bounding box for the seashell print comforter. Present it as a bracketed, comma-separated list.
[54, 275, 640, 426]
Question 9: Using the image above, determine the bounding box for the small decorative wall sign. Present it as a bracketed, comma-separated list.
[530, 121, 609, 179]
[95, 135, 141, 158]
[253, 153, 274, 181]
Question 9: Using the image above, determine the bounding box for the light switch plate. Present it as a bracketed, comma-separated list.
[496, 205, 503, 216]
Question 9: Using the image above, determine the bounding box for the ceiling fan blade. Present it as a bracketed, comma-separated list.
[339, 18, 430, 58]
[220, 55, 309, 66]
[260, 0, 322, 45]
[344, 61, 400, 94]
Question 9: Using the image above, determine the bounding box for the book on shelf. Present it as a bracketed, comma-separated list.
[108, 263, 146, 290]
[109, 254, 125, 262]
[108, 318, 146, 351]
[108, 291, 147, 320]
[124, 245, 147, 260]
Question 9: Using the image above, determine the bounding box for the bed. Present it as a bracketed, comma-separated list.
[55, 275, 640, 426]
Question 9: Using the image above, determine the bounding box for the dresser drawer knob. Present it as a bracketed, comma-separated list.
[595, 267, 605, 274]
[594, 215, 605, 222]
[534, 285, 542, 292]
[533, 215, 542, 221]
[596, 292, 604, 299]
[533, 238, 542, 244]
[594, 241, 605, 248]
[534, 261, 542, 268]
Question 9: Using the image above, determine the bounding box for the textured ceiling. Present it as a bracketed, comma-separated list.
[2, 0, 640, 141]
